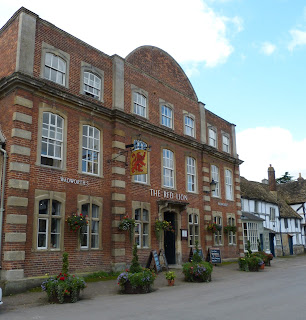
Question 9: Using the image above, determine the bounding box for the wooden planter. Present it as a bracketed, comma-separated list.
[122, 282, 152, 294]
[48, 290, 80, 303]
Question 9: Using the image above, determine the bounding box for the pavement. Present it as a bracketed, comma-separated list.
[1, 255, 304, 315]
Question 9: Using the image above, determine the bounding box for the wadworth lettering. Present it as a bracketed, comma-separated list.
[150, 189, 188, 201]
[60, 177, 89, 186]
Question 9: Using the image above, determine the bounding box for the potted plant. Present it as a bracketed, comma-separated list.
[165, 271, 176, 286]
[117, 244, 156, 294]
[66, 213, 88, 233]
[223, 225, 237, 234]
[118, 215, 136, 242]
[207, 223, 222, 233]
[154, 220, 174, 241]
[41, 252, 86, 303]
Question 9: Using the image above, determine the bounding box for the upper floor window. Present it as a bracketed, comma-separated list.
[134, 207, 149, 248]
[37, 199, 62, 250]
[185, 116, 195, 137]
[187, 157, 196, 193]
[133, 140, 148, 184]
[222, 135, 230, 153]
[284, 218, 288, 229]
[161, 105, 173, 128]
[82, 125, 100, 175]
[188, 212, 199, 246]
[163, 149, 174, 188]
[84, 72, 101, 99]
[225, 169, 233, 200]
[270, 207, 276, 221]
[44, 53, 66, 86]
[208, 127, 217, 147]
[41, 112, 63, 168]
[80, 203, 100, 249]
[133, 92, 147, 118]
[211, 165, 220, 197]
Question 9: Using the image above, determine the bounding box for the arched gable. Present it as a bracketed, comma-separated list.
[126, 46, 198, 101]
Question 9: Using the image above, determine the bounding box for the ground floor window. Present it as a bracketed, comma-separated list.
[132, 201, 150, 249]
[214, 214, 222, 245]
[275, 234, 281, 246]
[243, 222, 259, 252]
[188, 212, 199, 246]
[80, 203, 100, 249]
[227, 216, 236, 245]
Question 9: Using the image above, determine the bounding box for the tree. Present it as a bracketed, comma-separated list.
[276, 172, 293, 184]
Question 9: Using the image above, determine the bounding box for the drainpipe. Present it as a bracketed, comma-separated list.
[0, 143, 8, 268]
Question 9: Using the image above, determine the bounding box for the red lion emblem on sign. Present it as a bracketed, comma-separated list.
[131, 151, 146, 173]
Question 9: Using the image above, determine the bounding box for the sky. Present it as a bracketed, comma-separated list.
[1, 0, 306, 182]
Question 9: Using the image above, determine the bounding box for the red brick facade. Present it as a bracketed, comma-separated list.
[0, 8, 243, 282]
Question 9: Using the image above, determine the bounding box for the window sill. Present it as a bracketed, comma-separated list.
[36, 163, 67, 172]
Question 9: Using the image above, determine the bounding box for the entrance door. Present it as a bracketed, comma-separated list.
[269, 233, 275, 256]
[288, 236, 293, 255]
[164, 212, 176, 264]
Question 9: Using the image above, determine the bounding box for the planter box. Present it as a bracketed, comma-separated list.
[122, 282, 152, 294]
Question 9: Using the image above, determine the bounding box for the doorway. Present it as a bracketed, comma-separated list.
[269, 233, 275, 256]
[164, 211, 176, 264]
[288, 236, 293, 255]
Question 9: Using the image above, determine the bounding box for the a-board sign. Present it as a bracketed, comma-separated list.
[146, 250, 162, 272]
[188, 248, 204, 262]
[159, 249, 169, 270]
[207, 247, 222, 264]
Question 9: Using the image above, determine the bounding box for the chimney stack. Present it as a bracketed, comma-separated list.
[268, 164, 276, 191]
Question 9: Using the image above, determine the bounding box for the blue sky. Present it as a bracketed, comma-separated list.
[1, 0, 306, 181]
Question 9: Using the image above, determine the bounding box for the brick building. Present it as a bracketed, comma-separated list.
[0, 7, 243, 287]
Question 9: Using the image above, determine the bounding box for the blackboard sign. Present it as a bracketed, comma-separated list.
[146, 250, 162, 272]
[159, 249, 169, 270]
[189, 247, 204, 262]
[207, 248, 222, 264]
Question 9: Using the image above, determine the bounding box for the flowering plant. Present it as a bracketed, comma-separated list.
[223, 225, 237, 234]
[155, 220, 174, 240]
[41, 252, 86, 303]
[207, 223, 222, 233]
[182, 261, 213, 282]
[118, 215, 136, 242]
[66, 213, 88, 232]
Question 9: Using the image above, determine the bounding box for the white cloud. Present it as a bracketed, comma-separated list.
[237, 127, 306, 182]
[288, 29, 306, 51]
[260, 42, 276, 55]
[0, 0, 242, 68]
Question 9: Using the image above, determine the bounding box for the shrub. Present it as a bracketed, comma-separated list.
[182, 261, 213, 282]
[165, 271, 176, 280]
[238, 255, 264, 272]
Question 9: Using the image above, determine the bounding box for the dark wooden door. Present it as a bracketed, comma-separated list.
[288, 236, 293, 255]
[269, 233, 275, 257]
[164, 212, 176, 264]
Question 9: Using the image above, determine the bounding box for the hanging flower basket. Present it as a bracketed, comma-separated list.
[223, 225, 237, 234]
[118, 215, 136, 242]
[206, 223, 222, 233]
[154, 220, 174, 241]
[66, 214, 88, 233]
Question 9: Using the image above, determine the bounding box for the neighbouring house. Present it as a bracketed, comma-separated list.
[0, 8, 243, 293]
[240, 165, 303, 256]
[277, 174, 306, 250]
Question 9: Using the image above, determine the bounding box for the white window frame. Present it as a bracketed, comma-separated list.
[187, 157, 196, 193]
[134, 207, 150, 248]
[41, 112, 64, 168]
[163, 149, 174, 188]
[270, 207, 276, 222]
[185, 115, 195, 137]
[80, 203, 100, 249]
[243, 222, 259, 252]
[211, 165, 220, 197]
[133, 140, 148, 184]
[225, 169, 233, 200]
[188, 212, 199, 246]
[222, 134, 230, 153]
[133, 92, 147, 118]
[214, 215, 222, 245]
[228, 216, 236, 245]
[208, 127, 217, 147]
[161, 105, 173, 129]
[44, 52, 66, 86]
[82, 125, 100, 176]
[275, 233, 281, 246]
[83, 72, 101, 100]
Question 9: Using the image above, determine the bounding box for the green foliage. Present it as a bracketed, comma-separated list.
[251, 251, 273, 266]
[62, 252, 69, 275]
[246, 240, 252, 257]
[207, 223, 222, 233]
[238, 255, 264, 272]
[276, 172, 293, 184]
[83, 271, 120, 283]
[192, 240, 203, 263]
[155, 220, 174, 240]
[182, 261, 213, 282]
[66, 213, 88, 232]
[129, 244, 142, 273]
[223, 225, 237, 234]
[165, 271, 176, 280]
[41, 252, 86, 303]
[257, 239, 261, 252]
[117, 268, 156, 293]
[118, 215, 136, 242]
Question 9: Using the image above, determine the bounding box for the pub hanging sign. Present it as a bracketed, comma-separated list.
[130, 149, 148, 176]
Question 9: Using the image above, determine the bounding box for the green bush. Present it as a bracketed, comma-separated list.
[182, 261, 213, 282]
[238, 255, 264, 272]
